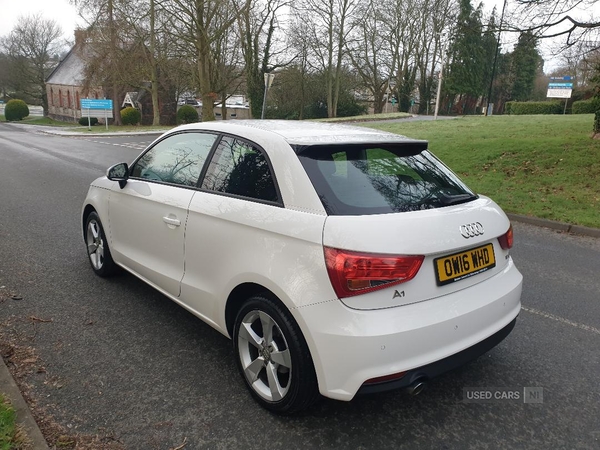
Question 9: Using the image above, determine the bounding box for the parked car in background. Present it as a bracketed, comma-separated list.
[82, 120, 522, 413]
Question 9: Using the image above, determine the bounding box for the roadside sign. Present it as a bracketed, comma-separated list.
[548, 82, 573, 88]
[81, 98, 113, 110]
[81, 98, 113, 130]
[547, 80, 573, 100]
[262, 73, 275, 119]
[264, 73, 275, 89]
[547, 87, 572, 99]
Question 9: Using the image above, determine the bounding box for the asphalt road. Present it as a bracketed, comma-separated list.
[1, 122, 599, 449]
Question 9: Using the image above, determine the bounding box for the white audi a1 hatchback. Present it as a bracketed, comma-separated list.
[82, 120, 522, 413]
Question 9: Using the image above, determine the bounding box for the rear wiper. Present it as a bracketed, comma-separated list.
[438, 192, 478, 206]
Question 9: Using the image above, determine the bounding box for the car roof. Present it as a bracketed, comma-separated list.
[175, 120, 428, 149]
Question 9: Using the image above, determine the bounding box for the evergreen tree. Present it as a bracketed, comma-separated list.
[482, 8, 499, 107]
[510, 31, 543, 102]
[445, 0, 487, 114]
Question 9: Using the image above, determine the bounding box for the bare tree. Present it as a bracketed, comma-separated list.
[3, 14, 63, 115]
[509, 0, 600, 49]
[116, 0, 174, 125]
[295, 0, 360, 118]
[162, 0, 241, 121]
[234, 0, 290, 118]
[346, 0, 390, 114]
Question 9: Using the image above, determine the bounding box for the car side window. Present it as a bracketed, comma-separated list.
[201, 136, 278, 203]
[130, 132, 217, 187]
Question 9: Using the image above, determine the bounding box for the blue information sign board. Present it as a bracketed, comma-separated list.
[548, 82, 573, 88]
[81, 98, 113, 110]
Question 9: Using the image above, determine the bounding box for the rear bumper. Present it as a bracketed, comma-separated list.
[294, 258, 523, 401]
[357, 317, 517, 395]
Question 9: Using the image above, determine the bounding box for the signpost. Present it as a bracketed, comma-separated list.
[546, 76, 573, 115]
[261, 73, 275, 119]
[81, 98, 114, 130]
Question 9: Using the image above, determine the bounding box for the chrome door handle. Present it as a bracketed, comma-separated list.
[163, 216, 181, 227]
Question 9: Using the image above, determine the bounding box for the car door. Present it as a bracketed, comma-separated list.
[180, 135, 282, 321]
[108, 131, 218, 297]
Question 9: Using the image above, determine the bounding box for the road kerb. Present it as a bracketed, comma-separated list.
[0, 358, 49, 449]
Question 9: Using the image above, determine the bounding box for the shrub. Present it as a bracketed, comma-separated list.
[594, 110, 600, 134]
[177, 104, 199, 124]
[78, 116, 98, 126]
[120, 107, 141, 125]
[4, 99, 29, 121]
[505, 101, 563, 115]
[572, 98, 600, 114]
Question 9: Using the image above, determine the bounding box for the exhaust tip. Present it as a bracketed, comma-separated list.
[407, 379, 427, 396]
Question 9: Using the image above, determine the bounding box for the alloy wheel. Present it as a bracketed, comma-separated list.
[237, 310, 292, 402]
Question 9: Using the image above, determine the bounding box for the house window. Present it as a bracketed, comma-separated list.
[50, 88, 54, 106]
[59, 90, 63, 107]
[67, 91, 72, 108]
[94, 92, 98, 99]
[76, 91, 80, 109]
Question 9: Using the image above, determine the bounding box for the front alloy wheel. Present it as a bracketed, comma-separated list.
[85, 211, 116, 277]
[233, 295, 319, 414]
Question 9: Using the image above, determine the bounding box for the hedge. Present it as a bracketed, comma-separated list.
[78, 116, 99, 126]
[572, 98, 600, 114]
[505, 101, 563, 115]
[4, 99, 29, 121]
[120, 107, 141, 125]
[177, 104, 199, 124]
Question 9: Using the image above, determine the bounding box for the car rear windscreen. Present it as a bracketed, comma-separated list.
[297, 145, 477, 215]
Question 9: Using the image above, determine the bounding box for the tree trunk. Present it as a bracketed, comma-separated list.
[150, 0, 160, 126]
[108, 0, 122, 125]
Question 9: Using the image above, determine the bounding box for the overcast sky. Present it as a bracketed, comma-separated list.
[0, 0, 82, 42]
[0, 0, 507, 41]
[0, 0, 594, 73]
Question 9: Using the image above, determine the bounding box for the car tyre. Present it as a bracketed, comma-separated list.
[85, 211, 117, 277]
[233, 294, 319, 414]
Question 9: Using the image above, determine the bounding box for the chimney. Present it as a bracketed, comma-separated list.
[74, 29, 86, 46]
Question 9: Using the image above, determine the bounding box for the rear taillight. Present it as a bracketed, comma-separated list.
[324, 247, 424, 299]
[498, 224, 514, 250]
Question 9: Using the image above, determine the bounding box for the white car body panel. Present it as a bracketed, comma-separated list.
[180, 190, 329, 331]
[108, 180, 193, 297]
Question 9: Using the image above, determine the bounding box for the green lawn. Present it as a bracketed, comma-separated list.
[365, 114, 600, 228]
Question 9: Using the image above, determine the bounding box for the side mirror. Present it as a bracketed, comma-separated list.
[107, 162, 129, 189]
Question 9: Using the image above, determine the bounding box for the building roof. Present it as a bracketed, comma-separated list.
[46, 47, 85, 86]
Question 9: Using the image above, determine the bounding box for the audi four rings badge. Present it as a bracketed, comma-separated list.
[460, 222, 484, 238]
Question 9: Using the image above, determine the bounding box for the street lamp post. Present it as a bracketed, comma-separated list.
[434, 38, 448, 120]
[485, 0, 508, 116]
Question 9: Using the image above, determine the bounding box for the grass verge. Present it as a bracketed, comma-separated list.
[0, 393, 27, 449]
[2, 115, 170, 133]
[75, 124, 171, 133]
[365, 114, 600, 228]
[315, 112, 411, 123]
